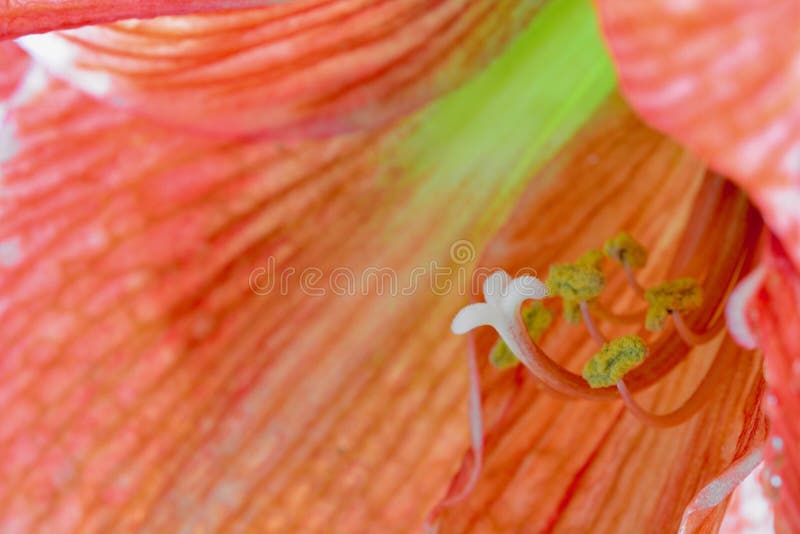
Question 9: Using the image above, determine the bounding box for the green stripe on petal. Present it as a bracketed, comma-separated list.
[396, 0, 616, 234]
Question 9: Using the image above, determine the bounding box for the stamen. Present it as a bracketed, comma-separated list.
[617, 376, 714, 428]
[616, 346, 724, 427]
[582, 335, 648, 388]
[671, 311, 724, 346]
[577, 249, 604, 270]
[604, 232, 648, 295]
[546, 261, 605, 302]
[645, 278, 703, 332]
[579, 301, 607, 345]
[562, 299, 582, 325]
[623, 260, 646, 296]
[604, 231, 649, 269]
[547, 255, 605, 324]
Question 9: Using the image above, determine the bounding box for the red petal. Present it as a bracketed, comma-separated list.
[18, 0, 544, 139]
[1, 1, 282, 38]
[594, 0, 800, 269]
[749, 238, 800, 533]
[0, 43, 30, 100]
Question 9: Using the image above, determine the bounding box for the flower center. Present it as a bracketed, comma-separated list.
[453, 178, 760, 427]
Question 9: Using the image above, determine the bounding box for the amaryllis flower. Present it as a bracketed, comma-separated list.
[0, 1, 794, 533]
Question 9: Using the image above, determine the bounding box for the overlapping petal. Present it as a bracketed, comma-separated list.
[593, 0, 800, 269]
[18, 0, 548, 139]
[0, 0, 617, 529]
[436, 97, 767, 533]
[0, 0, 287, 38]
[749, 240, 800, 533]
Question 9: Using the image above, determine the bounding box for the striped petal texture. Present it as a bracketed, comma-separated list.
[594, 3, 800, 531]
[749, 240, 800, 533]
[1, 1, 288, 39]
[17, 0, 548, 139]
[0, 0, 624, 530]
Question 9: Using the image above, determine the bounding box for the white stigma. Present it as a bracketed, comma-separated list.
[451, 269, 548, 336]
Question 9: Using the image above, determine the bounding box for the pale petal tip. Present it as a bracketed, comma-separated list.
[725, 266, 765, 350]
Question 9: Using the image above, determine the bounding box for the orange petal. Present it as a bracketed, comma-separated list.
[18, 0, 545, 139]
[0, 15, 617, 522]
[0, 0, 283, 38]
[435, 96, 768, 533]
[594, 0, 800, 269]
[749, 239, 800, 533]
[0, 79, 478, 532]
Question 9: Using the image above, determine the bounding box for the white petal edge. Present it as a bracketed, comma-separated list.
[725, 265, 766, 350]
[678, 448, 764, 534]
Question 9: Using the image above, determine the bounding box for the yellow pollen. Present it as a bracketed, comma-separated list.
[562, 298, 582, 324]
[604, 231, 648, 268]
[577, 249, 604, 270]
[547, 262, 605, 302]
[645, 278, 703, 331]
[582, 334, 648, 388]
[490, 302, 553, 369]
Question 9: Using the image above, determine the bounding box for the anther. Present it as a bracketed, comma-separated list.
[604, 231, 648, 268]
[582, 335, 648, 388]
[644, 278, 703, 332]
[547, 256, 606, 324]
[604, 232, 648, 295]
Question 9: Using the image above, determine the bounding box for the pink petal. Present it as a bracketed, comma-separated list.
[0, 43, 30, 100]
[594, 0, 800, 269]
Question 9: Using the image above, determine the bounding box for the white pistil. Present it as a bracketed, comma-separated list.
[450, 270, 548, 363]
[451, 270, 549, 369]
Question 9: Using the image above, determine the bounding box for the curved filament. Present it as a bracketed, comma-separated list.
[580, 301, 608, 345]
[672, 311, 724, 346]
[623, 260, 646, 296]
[616, 353, 722, 428]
